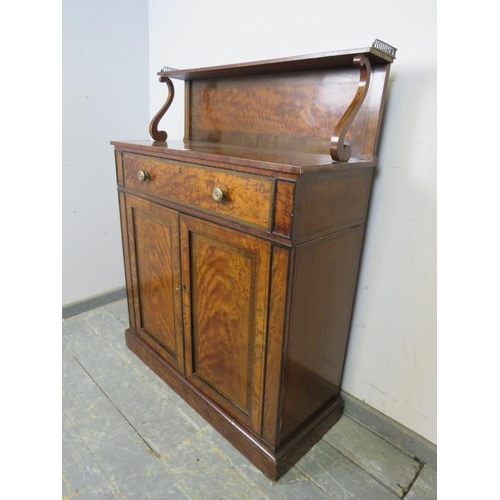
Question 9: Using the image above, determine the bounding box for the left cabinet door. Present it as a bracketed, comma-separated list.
[124, 195, 185, 374]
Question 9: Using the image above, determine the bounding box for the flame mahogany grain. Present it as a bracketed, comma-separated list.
[113, 43, 394, 480]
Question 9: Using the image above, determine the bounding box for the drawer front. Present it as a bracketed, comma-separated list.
[122, 153, 274, 230]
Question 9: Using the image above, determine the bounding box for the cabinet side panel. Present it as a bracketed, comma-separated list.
[293, 168, 373, 243]
[280, 226, 364, 444]
[262, 246, 290, 448]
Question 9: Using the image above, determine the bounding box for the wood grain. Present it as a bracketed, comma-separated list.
[111, 139, 376, 176]
[280, 226, 365, 443]
[112, 42, 395, 481]
[330, 55, 371, 162]
[124, 328, 280, 479]
[125, 195, 184, 373]
[125, 327, 343, 481]
[293, 168, 373, 243]
[117, 192, 136, 330]
[261, 246, 289, 448]
[156, 45, 395, 82]
[114, 150, 124, 186]
[119, 184, 293, 247]
[149, 76, 174, 142]
[180, 215, 270, 434]
[273, 181, 295, 238]
[188, 66, 389, 160]
[123, 153, 274, 230]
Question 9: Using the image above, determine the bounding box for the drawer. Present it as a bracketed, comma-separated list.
[122, 153, 275, 230]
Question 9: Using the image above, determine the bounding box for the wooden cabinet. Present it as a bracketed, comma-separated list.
[180, 216, 270, 434]
[124, 195, 184, 374]
[113, 40, 396, 480]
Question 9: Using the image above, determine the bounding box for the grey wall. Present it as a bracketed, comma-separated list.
[62, 0, 149, 305]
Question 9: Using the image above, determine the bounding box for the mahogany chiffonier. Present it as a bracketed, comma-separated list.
[112, 40, 396, 480]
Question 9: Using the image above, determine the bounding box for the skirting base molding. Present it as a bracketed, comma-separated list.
[62, 286, 126, 319]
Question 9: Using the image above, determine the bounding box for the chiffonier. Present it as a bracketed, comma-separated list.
[112, 40, 396, 480]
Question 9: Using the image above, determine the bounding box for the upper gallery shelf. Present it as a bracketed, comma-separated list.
[149, 40, 396, 162]
[157, 40, 397, 81]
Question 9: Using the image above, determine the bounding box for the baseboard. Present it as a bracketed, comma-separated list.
[340, 390, 437, 469]
[62, 286, 126, 319]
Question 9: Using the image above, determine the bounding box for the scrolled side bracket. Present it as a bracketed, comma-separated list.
[149, 76, 175, 142]
[330, 55, 371, 162]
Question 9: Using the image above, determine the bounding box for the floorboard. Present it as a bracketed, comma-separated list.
[62, 299, 437, 500]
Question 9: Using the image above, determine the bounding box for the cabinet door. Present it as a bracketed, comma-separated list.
[125, 195, 184, 373]
[180, 215, 270, 434]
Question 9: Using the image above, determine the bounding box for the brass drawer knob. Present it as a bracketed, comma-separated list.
[212, 187, 225, 203]
[137, 170, 149, 182]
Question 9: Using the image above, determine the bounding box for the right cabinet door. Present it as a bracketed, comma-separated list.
[180, 215, 270, 434]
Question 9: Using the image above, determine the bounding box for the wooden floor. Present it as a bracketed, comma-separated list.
[62, 299, 437, 500]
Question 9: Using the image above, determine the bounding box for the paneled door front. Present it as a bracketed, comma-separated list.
[180, 215, 271, 434]
[125, 195, 185, 373]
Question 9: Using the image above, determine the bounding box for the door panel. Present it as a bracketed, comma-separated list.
[126, 195, 184, 373]
[180, 215, 270, 434]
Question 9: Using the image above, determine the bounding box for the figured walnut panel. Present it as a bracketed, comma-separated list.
[123, 153, 274, 230]
[188, 66, 389, 159]
[126, 196, 184, 373]
[180, 215, 270, 434]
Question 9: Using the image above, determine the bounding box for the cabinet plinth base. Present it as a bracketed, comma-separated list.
[125, 328, 344, 480]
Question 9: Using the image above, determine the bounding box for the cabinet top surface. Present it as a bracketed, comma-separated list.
[158, 42, 396, 81]
[111, 140, 377, 176]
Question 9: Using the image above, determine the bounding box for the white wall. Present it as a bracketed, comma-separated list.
[149, 0, 436, 443]
[62, 0, 149, 305]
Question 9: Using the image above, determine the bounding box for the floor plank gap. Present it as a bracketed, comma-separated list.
[63, 414, 127, 499]
[73, 356, 162, 459]
[319, 436, 407, 498]
[63, 303, 436, 500]
[401, 461, 425, 499]
[346, 413, 427, 464]
[292, 465, 340, 500]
